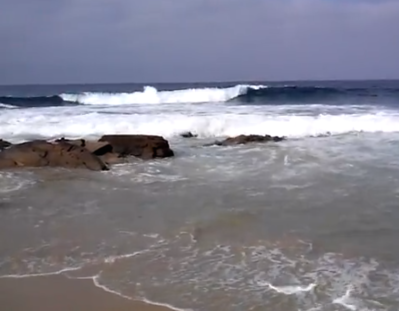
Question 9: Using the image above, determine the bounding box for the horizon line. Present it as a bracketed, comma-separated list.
[1, 78, 398, 87]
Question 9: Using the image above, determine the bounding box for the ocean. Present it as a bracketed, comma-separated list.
[1, 80, 399, 311]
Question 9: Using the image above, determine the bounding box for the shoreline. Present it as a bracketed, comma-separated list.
[0, 273, 178, 311]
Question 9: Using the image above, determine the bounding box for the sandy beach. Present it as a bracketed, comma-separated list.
[0, 274, 173, 311]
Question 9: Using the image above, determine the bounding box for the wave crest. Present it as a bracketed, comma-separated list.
[234, 86, 345, 103]
[59, 85, 382, 106]
[1, 84, 395, 108]
[60, 85, 265, 105]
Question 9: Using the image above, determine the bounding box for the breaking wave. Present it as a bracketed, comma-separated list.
[1, 84, 391, 108]
[1, 108, 399, 142]
[0, 103, 17, 109]
[60, 85, 264, 105]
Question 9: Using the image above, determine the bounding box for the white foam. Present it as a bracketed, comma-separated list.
[0, 103, 16, 109]
[0, 172, 35, 193]
[92, 274, 133, 300]
[264, 282, 317, 295]
[60, 84, 264, 105]
[333, 287, 357, 311]
[91, 274, 192, 311]
[141, 297, 193, 311]
[2, 108, 399, 142]
[143, 233, 160, 239]
[66, 275, 98, 280]
[0, 266, 82, 279]
[103, 250, 148, 264]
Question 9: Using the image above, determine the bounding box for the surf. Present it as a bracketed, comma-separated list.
[1, 106, 399, 142]
[59, 85, 264, 105]
[0, 84, 396, 108]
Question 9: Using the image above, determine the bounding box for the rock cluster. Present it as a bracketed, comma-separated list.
[0, 135, 174, 171]
[0, 134, 284, 171]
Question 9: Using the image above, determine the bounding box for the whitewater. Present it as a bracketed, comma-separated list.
[60, 84, 265, 105]
[1, 83, 399, 142]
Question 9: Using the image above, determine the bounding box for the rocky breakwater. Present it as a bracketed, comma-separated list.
[0, 135, 174, 171]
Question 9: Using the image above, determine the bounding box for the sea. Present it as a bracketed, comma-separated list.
[1, 80, 399, 311]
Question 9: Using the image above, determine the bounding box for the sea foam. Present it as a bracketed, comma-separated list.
[0, 103, 17, 109]
[1, 107, 399, 142]
[60, 85, 265, 105]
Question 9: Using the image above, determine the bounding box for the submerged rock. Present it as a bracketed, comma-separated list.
[0, 139, 11, 151]
[180, 131, 197, 138]
[99, 134, 174, 159]
[208, 134, 285, 146]
[0, 140, 108, 171]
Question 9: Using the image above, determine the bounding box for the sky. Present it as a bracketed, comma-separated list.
[1, 0, 399, 84]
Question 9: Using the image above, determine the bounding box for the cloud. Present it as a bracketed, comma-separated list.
[1, 0, 399, 84]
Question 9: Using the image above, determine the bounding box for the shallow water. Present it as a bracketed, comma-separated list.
[2, 132, 399, 311]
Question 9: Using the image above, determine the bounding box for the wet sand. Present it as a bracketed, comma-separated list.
[0, 274, 174, 311]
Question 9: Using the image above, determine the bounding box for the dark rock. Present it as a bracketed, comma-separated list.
[0, 139, 11, 151]
[84, 141, 113, 155]
[55, 137, 84, 146]
[55, 138, 112, 155]
[180, 131, 197, 138]
[0, 158, 17, 169]
[0, 140, 108, 171]
[99, 134, 174, 159]
[209, 134, 285, 146]
[0, 140, 51, 167]
[48, 142, 109, 170]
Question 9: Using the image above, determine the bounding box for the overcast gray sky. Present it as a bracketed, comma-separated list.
[1, 0, 398, 84]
